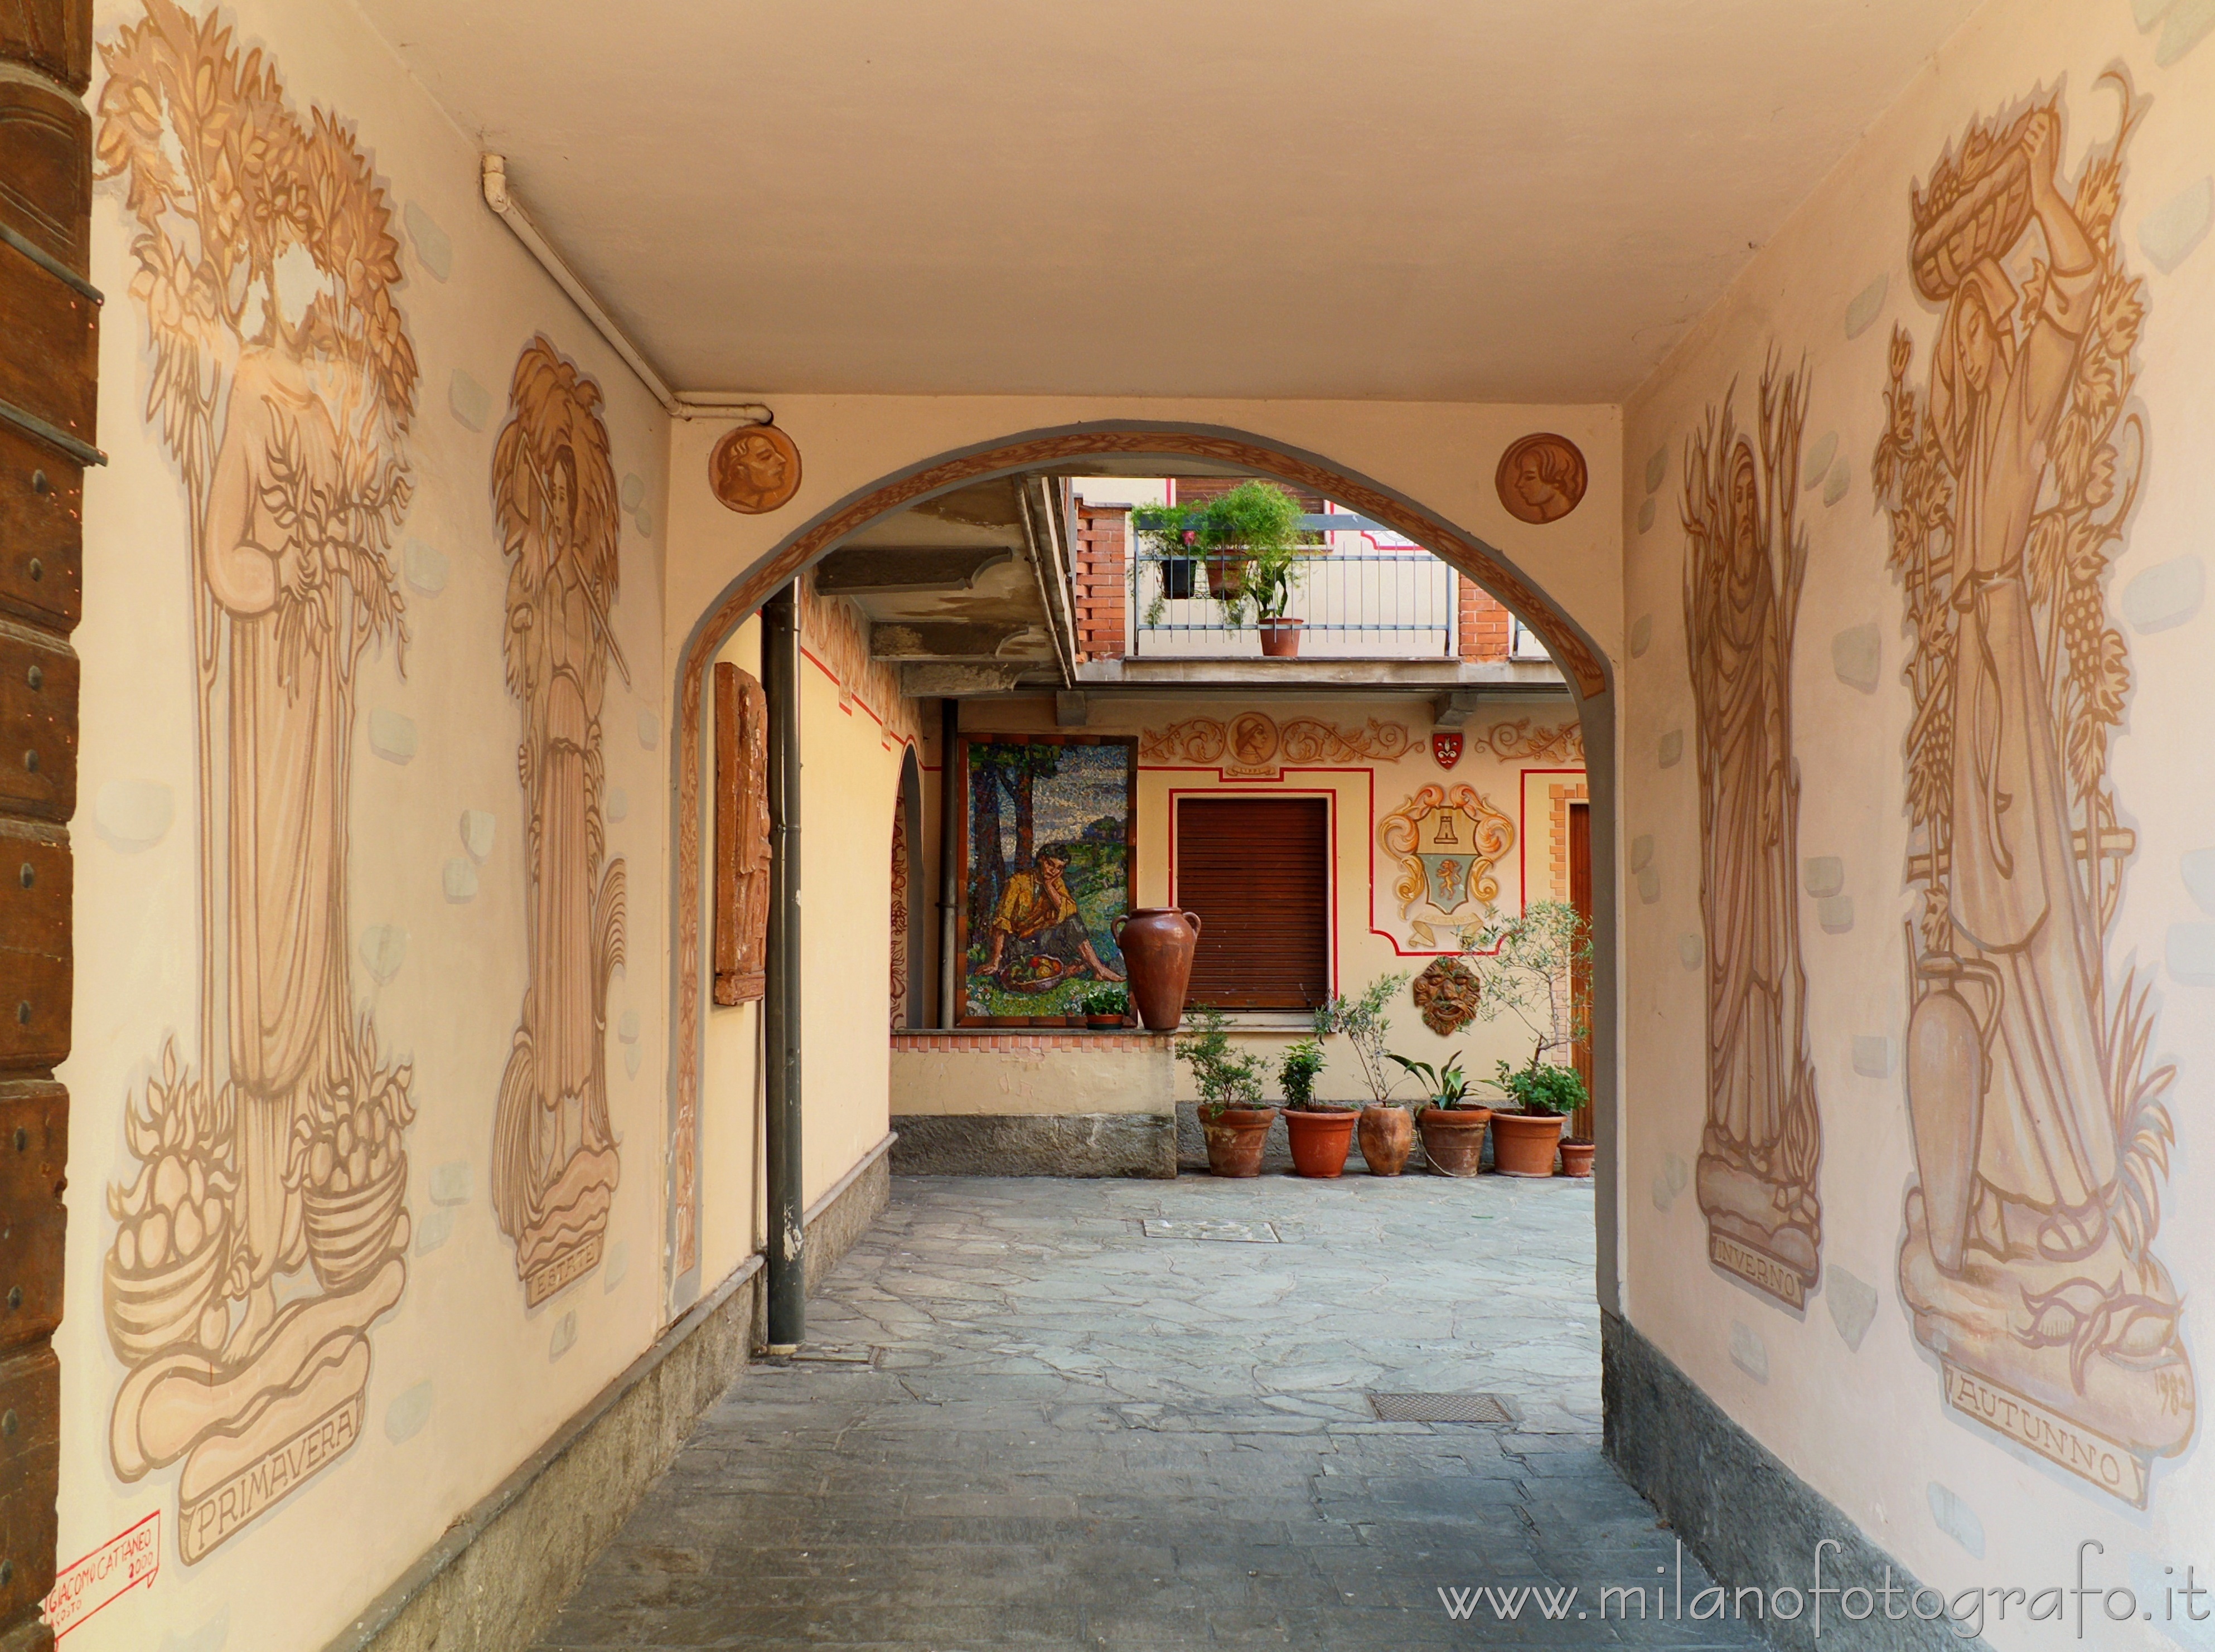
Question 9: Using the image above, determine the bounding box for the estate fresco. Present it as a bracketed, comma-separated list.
[957, 737, 1133, 1024]
[1873, 76, 2194, 1504]
[95, 0, 419, 1559]
[489, 338, 626, 1309]
[1683, 361, 1824, 1312]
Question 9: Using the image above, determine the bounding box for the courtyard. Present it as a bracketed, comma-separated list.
[533, 1173, 1759, 1650]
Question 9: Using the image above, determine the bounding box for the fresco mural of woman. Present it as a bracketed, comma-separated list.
[1682, 362, 1822, 1311]
[1876, 77, 2193, 1504]
[97, 0, 420, 1560]
[491, 337, 627, 1309]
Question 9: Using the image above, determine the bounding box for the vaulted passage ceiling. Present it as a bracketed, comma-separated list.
[355, 0, 1981, 401]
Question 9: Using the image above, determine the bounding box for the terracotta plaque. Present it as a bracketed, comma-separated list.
[709, 422, 802, 514]
[1495, 433, 1587, 525]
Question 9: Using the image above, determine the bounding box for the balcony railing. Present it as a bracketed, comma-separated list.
[1130, 544, 1457, 658]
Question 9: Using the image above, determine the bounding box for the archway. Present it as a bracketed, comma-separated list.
[664, 419, 1621, 1324]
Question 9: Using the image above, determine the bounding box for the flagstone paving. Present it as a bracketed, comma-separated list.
[534, 1172, 1764, 1650]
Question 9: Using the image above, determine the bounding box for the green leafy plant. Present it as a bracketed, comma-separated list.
[1491, 1059, 1587, 1117]
[1458, 900, 1593, 1115]
[1278, 1038, 1330, 1110]
[1312, 974, 1411, 1107]
[1079, 985, 1130, 1019]
[1386, 1050, 1476, 1110]
[1194, 481, 1307, 625]
[1174, 1006, 1265, 1118]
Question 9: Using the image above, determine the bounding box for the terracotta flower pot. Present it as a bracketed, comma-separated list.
[1258, 617, 1304, 658]
[1284, 1108, 1357, 1177]
[1357, 1104, 1414, 1176]
[1559, 1138, 1595, 1178]
[1203, 1106, 1277, 1178]
[1417, 1106, 1492, 1178]
[1112, 908, 1202, 1031]
[1491, 1111, 1568, 1178]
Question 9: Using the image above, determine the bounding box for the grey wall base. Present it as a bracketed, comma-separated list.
[331, 1133, 893, 1652]
[1603, 1311, 1986, 1652]
[892, 1112, 1175, 1178]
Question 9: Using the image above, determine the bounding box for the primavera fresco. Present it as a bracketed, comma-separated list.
[959, 738, 1134, 1023]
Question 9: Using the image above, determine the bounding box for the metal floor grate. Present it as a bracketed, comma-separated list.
[1140, 1218, 1281, 1244]
[1366, 1392, 1517, 1424]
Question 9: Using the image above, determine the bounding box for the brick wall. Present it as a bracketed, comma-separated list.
[1458, 583, 1513, 662]
[1073, 499, 1128, 660]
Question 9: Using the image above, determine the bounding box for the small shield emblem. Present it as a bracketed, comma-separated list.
[1432, 731, 1463, 769]
[1415, 809, 1473, 913]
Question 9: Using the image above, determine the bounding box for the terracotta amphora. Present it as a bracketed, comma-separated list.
[1112, 908, 1203, 1031]
[1357, 1104, 1414, 1176]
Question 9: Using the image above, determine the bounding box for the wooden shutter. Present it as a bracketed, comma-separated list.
[1175, 797, 1329, 1010]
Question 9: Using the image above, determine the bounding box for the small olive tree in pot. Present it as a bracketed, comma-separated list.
[1458, 900, 1592, 1176]
[1313, 973, 1416, 1175]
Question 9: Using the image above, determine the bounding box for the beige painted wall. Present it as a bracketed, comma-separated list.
[661, 401, 1625, 670]
[1621, 0, 2215, 1632]
[64, 0, 675, 1645]
[928, 692, 1586, 1107]
[891, 1044, 1173, 1116]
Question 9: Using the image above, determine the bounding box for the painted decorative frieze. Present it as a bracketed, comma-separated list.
[1470, 719, 1584, 764]
[97, 0, 419, 1559]
[1139, 711, 1416, 777]
[490, 338, 626, 1309]
[1873, 79, 2193, 1505]
[1684, 360, 1822, 1312]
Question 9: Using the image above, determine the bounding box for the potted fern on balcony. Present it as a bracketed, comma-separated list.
[1195, 480, 1308, 653]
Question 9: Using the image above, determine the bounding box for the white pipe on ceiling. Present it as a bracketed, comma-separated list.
[481, 154, 771, 425]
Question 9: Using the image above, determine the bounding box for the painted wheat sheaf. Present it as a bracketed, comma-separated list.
[1872, 75, 2193, 1505]
[96, 0, 418, 1561]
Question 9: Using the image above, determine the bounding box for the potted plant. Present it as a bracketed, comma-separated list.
[1132, 502, 1200, 608]
[1176, 1006, 1273, 1177]
[1245, 536, 1308, 657]
[1458, 900, 1593, 1178]
[1277, 1037, 1354, 1177]
[1193, 479, 1304, 614]
[1313, 975, 1415, 1175]
[1387, 1051, 1492, 1176]
[1079, 984, 1131, 1030]
[1489, 1060, 1590, 1176]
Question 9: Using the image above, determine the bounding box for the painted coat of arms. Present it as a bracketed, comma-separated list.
[1379, 785, 1513, 927]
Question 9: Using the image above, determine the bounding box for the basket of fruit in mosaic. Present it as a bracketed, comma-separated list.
[105, 1048, 235, 1363]
[302, 1076, 412, 1292]
[995, 955, 1072, 995]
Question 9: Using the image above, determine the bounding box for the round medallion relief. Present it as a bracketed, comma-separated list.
[709, 422, 803, 515]
[1495, 433, 1587, 525]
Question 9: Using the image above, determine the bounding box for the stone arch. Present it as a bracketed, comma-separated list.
[664, 420, 1622, 1318]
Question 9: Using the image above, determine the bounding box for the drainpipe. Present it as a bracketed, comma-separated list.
[763, 583, 804, 1351]
[938, 696, 961, 1027]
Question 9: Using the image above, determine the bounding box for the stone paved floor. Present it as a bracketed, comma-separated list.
[535, 1173, 1764, 1650]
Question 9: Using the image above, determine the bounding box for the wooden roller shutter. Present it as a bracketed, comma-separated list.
[1174, 797, 1329, 1010]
